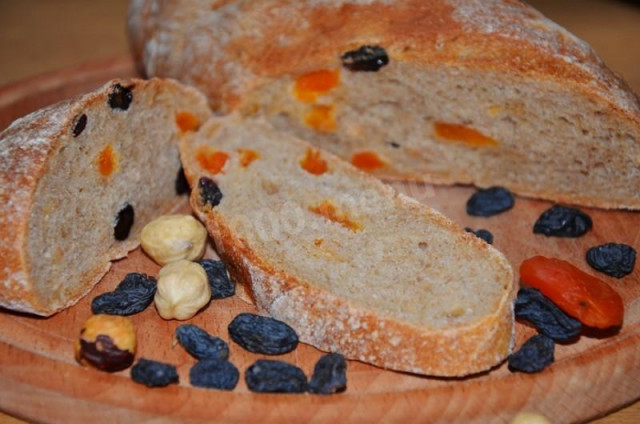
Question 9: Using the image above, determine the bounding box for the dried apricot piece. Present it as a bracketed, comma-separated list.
[196, 146, 229, 174]
[305, 105, 337, 132]
[309, 200, 361, 232]
[176, 112, 200, 133]
[97, 144, 119, 177]
[351, 151, 386, 171]
[294, 70, 340, 103]
[519, 256, 624, 329]
[238, 149, 260, 167]
[300, 148, 328, 175]
[434, 122, 499, 147]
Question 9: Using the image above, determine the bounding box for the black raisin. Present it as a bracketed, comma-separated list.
[113, 203, 135, 241]
[514, 287, 582, 342]
[199, 177, 223, 208]
[228, 313, 298, 355]
[466, 187, 514, 217]
[533, 205, 592, 238]
[92, 273, 157, 315]
[108, 83, 133, 110]
[72, 114, 87, 137]
[176, 324, 229, 361]
[464, 227, 494, 244]
[389, 141, 401, 149]
[508, 334, 555, 373]
[131, 358, 179, 388]
[190, 359, 239, 391]
[586, 243, 636, 278]
[175, 166, 190, 195]
[199, 259, 235, 299]
[341, 45, 389, 72]
[245, 359, 308, 393]
[309, 353, 347, 395]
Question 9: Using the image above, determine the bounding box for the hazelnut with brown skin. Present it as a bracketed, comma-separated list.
[75, 314, 137, 372]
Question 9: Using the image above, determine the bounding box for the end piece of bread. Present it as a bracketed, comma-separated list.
[179, 116, 515, 376]
[0, 78, 211, 316]
[130, 0, 640, 209]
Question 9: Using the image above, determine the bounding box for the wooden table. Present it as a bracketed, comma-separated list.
[0, 1, 639, 423]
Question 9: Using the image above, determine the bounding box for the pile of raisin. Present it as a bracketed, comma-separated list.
[586, 243, 636, 278]
[466, 187, 515, 217]
[341, 45, 389, 72]
[228, 313, 298, 355]
[176, 324, 229, 361]
[199, 259, 235, 299]
[533, 205, 592, 237]
[515, 288, 582, 342]
[131, 358, 179, 387]
[92, 273, 156, 315]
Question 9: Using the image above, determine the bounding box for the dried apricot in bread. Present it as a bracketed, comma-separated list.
[0, 78, 211, 316]
[179, 116, 515, 376]
[129, 0, 640, 209]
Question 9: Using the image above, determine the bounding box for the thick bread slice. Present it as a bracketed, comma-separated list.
[129, 0, 640, 209]
[0, 78, 211, 315]
[179, 116, 515, 376]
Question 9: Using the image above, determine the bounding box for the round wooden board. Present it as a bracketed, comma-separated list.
[0, 58, 639, 424]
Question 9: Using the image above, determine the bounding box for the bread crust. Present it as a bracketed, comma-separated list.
[0, 78, 210, 315]
[181, 116, 515, 376]
[130, 0, 639, 123]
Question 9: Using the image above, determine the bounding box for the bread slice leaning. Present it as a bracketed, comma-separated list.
[130, 0, 640, 209]
[0, 78, 211, 315]
[179, 116, 515, 376]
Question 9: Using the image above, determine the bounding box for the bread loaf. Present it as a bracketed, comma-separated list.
[129, 0, 640, 209]
[0, 78, 211, 315]
[179, 115, 515, 376]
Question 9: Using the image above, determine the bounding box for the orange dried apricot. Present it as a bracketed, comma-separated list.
[294, 70, 340, 103]
[238, 149, 260, 167]
[175, 112, 200, 133]
[96, 144, 118, 177]
[314, 238, 324, 247]
[300, 148, 328, 175]
[434, 122, 499, 147]
[309, 200, 361, 232]
[305, 105, 337, 133]
[196, 146, 229, 175]
[351, 151, 386, 171]
[520, 256, 624, 329]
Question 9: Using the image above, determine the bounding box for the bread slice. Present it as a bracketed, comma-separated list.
[0, 78, 211, 316]
[179, 116, 515, 376]
[129, 0, 640, 209]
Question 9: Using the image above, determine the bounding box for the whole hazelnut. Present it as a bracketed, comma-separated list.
[141, 214, 207, 265]
[154, 260, 211, 320]
[75, 314, 136, 372]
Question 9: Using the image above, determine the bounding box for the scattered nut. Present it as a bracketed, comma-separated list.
[75, 314, 136, 372]
[154, 260, 211, 320]
[141, 214, 207, 265]
[510, 412, 553, 424]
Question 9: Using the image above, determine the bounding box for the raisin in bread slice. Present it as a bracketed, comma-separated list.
[130, 0, 640, 209]
[0, 78, 211, 316]
[179, 116, 515, 376]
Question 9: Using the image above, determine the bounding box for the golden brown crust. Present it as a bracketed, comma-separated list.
[0, 78, 210, 315]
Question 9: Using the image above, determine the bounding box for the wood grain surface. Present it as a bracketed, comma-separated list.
[0, 1, 639, 423]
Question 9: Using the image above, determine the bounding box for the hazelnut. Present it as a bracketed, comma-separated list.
[141, 214, 207, 265]
[154, 260, 211, 320]
[510, 412, 553, 424]
[75, 314, 136, 372]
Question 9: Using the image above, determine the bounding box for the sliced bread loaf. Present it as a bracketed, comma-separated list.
[179, 116, 515, 376]
[0, 78, 211, 315]
[130, 0, 640, 209]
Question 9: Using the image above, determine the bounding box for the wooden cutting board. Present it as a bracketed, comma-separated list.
[0, 58, 638, 424]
